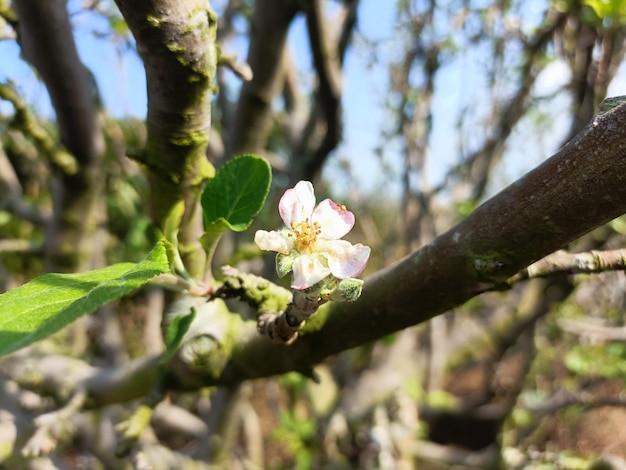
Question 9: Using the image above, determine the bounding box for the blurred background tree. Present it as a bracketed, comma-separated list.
[2, 0, 626, 468]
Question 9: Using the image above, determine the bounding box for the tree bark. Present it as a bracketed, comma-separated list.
[115, 0, 217, 277]
[10, 100, 626, 406]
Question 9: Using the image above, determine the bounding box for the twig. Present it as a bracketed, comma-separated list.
[558, 317, 626, 342]
[217, 49, 253, 81]
[525, 387, 626, 415]
[0, 239, 43, 254]
[151, 272, 210, 296]
[510, 249, 626, 284]
[257, 289, 327, 344]
[215, 266, 308, 343]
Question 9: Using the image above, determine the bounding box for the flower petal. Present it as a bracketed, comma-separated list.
[279, 181, 316, 227]
[319, 240, 371, 279]
[254, 230, 291, 254]
[291, 254, 331, 289]
[313, 199, 355, 240]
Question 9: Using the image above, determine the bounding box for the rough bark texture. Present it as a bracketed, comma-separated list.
[8, 100, 626, 406]
[212, 100, 626, 383]
[115, 0, 217, 276]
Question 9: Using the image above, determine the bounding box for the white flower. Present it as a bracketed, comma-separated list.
[255, 181, 371, 290]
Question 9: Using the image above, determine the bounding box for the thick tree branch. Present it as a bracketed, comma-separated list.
[114, 0, 217, 277]
[6, 100, 626, 408]
[220, 99, 626, 382]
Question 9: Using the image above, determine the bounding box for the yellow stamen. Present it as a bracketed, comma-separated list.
[290, 218, 320, 252]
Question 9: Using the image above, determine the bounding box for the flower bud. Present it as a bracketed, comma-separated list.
[276, 253, 293, 279]
[322, 278, 363, 302]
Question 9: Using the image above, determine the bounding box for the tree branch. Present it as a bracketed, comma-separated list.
[0, 143, 49, 226]
[225, 0, 299, 159]
[293, 0, 345, 181]
[6, 100, 626, 407]
[220, 99, 626, 382]
[13, 0, 108, 283]
[13, 0, 104, 165]
[464, 8, 568, 201]
[290, 0, 360, 183]
[558, 317, 626, 341]
[511, 249, 626, 283]
[114, 0, 218, 277]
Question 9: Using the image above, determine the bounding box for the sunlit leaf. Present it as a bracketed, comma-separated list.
[162, 307, 197, 363]
[201, 154, 271, 232]
[0, 241, 170, 357]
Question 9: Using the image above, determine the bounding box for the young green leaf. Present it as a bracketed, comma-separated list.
[198, 218, 233, 277]
[0, 241, 170, 357]
[162, 307, 197, 363]
[201, 154, 271, 232]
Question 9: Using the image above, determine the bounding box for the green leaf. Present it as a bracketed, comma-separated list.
[0, 241, 170, 357]
[162, 307, 197, 363]
[584, 0, 626, 24]
[201, 154, 271, 232]
[198, 218, 231, 268]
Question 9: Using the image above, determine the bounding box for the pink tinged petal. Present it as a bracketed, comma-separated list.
[291, 254, 331, 289]
[279, 181, 316, 227]
[254, 230, 291, 254]
[313, 199, 355, 240]
[319, 240, 371, 279]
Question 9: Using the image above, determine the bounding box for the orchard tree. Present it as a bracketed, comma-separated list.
[2, 0, 626, 468]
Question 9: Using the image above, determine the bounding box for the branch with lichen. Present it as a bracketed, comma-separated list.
[257, 289, 323, 344]
[213, 265, 292, 313]
[114, 0, 218, 278]
[5, 97, 626, 424]
[213, 266, 309, 343]
[257, 277, 364, 344]
[213, 266, 364, 344]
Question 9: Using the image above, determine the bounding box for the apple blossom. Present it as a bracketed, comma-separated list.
[255, 181, 370, 290]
